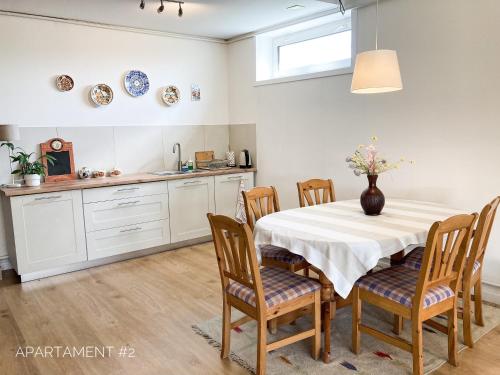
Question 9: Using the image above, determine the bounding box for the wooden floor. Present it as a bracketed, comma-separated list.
[1, 242, 499, 375]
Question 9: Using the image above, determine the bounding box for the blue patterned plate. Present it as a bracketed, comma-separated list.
[124, 70, 150, 97]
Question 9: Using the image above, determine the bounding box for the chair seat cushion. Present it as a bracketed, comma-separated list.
[260, 244, 306, 265]
[402, 247, 481, 275]
[355, 266, 454, 309]
[227, 267, 320, 308]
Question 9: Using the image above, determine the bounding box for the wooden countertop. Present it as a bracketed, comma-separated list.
[0, 168, 256, 197]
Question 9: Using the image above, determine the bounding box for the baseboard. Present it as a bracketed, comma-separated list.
[482, 282, 500, 305]
[17, 236, 212, 282]
[0, 257, 12, 271]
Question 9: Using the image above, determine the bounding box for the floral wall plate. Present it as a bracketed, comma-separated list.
[90, 84, 114, 106]
[124, 70, 150, 97]
[162, 86, 180, 106]
[56, 75, 74, 91]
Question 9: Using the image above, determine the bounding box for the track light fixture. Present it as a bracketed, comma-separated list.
[157, 0, 164, 13]
[140, 0, 185, 17]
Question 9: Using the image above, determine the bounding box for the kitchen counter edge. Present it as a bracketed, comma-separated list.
[0, 168, 257, 197]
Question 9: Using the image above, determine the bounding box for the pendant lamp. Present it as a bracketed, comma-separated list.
[351, 0, 402, 94]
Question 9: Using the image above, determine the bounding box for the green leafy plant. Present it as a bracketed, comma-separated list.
[0, 143, 55, 177]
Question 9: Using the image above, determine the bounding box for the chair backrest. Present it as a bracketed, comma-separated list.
[465, 196, 500, 276]
[242, 186, 280, 230]
[415, 213, 478, 309]
[207, 213, 265, 309]
[297, 178, 336, 207]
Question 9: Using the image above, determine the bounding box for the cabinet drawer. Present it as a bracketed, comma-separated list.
[86, 220, 170, 260]
[214, 172, 254, 184]
[83, 181, 168, 204]
[84, 193, 169, 232]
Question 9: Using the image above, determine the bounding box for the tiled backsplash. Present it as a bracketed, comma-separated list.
[0, 124, 256, 184]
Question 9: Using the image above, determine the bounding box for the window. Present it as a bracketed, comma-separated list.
[256, 10, 355, 84]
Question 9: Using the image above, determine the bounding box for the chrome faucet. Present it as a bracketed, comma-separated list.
[173, 142, 182, 171]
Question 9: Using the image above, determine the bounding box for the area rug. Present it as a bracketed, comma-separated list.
[193, 303, 500, 374]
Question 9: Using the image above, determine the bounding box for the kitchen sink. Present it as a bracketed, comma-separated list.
[150, 169, 204, 176]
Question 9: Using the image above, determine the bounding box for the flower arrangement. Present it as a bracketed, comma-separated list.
[346, 136, 413, 176]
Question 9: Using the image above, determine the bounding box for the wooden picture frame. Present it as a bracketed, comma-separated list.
[40, 138, 76, 183]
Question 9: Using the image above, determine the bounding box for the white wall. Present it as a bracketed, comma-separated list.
[0, 14, 229, 126]
[227, 0, 500, 299]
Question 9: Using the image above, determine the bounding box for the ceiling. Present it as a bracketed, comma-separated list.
[0, 0, 349, 40]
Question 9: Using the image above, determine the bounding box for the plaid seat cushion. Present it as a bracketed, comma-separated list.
[261, 244, 306, 265]
[402, 247, 481, 275]
[227, 267, 320, 308]
[355, 266, 454, 309]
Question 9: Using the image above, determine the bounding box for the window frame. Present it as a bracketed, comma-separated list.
[255, 9, 357, 86]
[272, 18, 353, 78]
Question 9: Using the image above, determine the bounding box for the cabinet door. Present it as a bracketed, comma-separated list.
[214, 173, 254, 218]
[168, 177, 215, 243]
[11, 190, 87, 274]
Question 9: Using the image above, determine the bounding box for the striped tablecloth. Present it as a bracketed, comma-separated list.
[253, 199, 466, 298]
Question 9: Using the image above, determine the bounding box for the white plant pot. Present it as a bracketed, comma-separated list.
[24, 174, 41, 187]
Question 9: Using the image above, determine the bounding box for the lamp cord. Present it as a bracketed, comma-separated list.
[375, 0, 379, 50]
[338, 0, 345, 15]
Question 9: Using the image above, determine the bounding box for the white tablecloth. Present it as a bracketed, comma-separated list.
[254, 199, 466, 298]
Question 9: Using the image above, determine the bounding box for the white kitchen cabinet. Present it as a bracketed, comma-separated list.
[168, 176, 215, 242]
[84, 193, 169, 232]
[10, 190, 87, 274]
[86, 220, 170, 260]
[214, 172, 254, 218]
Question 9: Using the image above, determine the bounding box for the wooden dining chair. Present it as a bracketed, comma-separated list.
[398, 196, 500, 347]
[297, 178, 336, 207]
[352, 213, 477, 375]
[207, 213, 321, 375]
[242, 186, 309, 274]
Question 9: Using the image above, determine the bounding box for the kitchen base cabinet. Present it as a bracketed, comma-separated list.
[214, 172, 254, 218]
[9, 190, 87, 275]
[1, 169, 255, 281]
[168, 176, 215, 242]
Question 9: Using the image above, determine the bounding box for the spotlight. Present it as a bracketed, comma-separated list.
[139, 0, 145, 9]
[158, 0, 164, 13]
[178, 3, 183, 17]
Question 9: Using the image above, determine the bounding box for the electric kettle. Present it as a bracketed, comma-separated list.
[238, 149, 252, 168]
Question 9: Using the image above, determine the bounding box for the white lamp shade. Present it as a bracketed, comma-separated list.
[0, 125, 20, 141]
[351, 49, 403, 94]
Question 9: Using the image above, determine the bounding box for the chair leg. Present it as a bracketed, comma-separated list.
[393, 315, 403, 335]
[474, 279, 484, 326]
[257, 318, 267, 375]
[462, 285, 473, 348]
[352, 287, 361, 354]
[221, 297, 231, 359]
[268, 319, 278, 334]
[447, 304, 458, 367]
[411, 317, 423, 375]
[312, 291, 321, 360]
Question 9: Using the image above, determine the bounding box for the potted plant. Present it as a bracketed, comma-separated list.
[2, 144, 56, 187]
[346, 136, 413, 215]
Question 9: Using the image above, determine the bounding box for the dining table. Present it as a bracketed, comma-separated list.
[253, 198, 467, 363]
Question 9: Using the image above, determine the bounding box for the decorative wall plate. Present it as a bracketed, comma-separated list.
[56, 75, 74, 91]
[90, 84, 114, 106]
[124, 70, 150, 97]
[162, 85, 180, 106]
